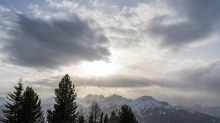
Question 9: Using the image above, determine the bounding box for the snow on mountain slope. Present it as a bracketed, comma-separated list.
[0, 97, 9, 118]
[128, 96, 175, 118]
[0, 97, 8, 105]
[128, 96, 174, 111]
[35, 94, 220, 123]
[99, 94, 131, 109]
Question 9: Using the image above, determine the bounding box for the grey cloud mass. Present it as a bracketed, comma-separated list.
[144, 0, 220, 50]
[0, 13, 110, 69]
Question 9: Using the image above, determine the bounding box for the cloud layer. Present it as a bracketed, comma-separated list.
[0, 13, 110, 69]
[0, 0, 220, 106]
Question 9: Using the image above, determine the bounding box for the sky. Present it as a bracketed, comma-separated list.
[0, 0, 220, 106]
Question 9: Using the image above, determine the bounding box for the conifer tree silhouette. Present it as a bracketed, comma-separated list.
[118, 105, 138, 123]
[103, 114, 108, 123]
[47, 74, 78, 123]
[19, 86, 45, 123]
[0, 78, 23, 123]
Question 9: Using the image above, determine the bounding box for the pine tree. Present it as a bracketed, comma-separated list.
[111, 111, 115, 116]
[0, 78, 23, 123]
[118, 105, 138, 123]
[19, 86, 45, 123]
[47, 74, 78, 123]
[89, 101, 101, 123]
[99, 112, 103, 123]
[106, 111, 119, 123]
[103, 114, 108, 123]
[89, 114, 94, 123]
[78, 115, 85, 123]
[78, 108, 85, 123]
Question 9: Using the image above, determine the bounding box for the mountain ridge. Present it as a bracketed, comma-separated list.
[1, 94, 220, 123]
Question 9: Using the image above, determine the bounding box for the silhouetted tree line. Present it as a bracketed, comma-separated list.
[0, 74, 138, 123]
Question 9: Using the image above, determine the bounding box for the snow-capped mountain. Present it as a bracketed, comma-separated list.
[127, 96, 175, 121]
[40, 94, 220, 123]
[128, 96, 174, 112]
[126, 96, 220, 123]
[99, 94, 132, 108]
[1, 95, 220, 123]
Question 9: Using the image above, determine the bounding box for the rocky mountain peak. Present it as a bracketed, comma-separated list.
[109, 94, 123, 99]
[137, 96, 155, 101]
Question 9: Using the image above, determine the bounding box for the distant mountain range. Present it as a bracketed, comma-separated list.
[1, 95, 220, 123]
[175, 104, 220, 119]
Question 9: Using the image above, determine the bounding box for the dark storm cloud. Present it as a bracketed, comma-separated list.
[0, 13, 110, 69]
[144, 0, 220, 50]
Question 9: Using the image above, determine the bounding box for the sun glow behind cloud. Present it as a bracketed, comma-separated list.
[79, 61, 118, 76]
